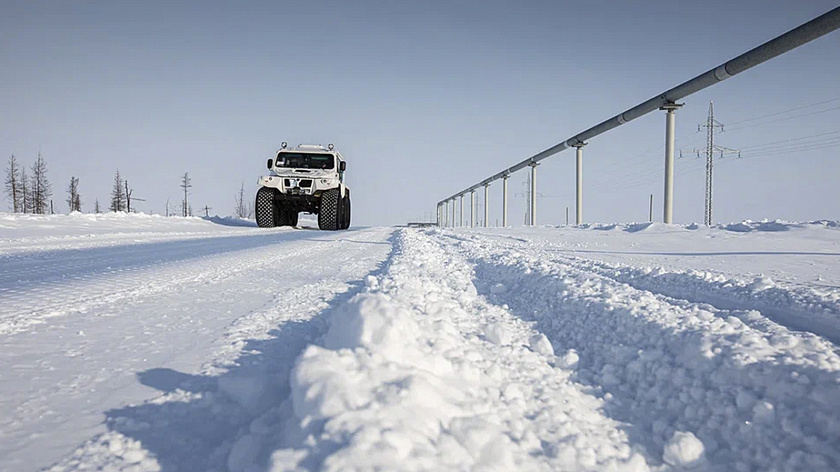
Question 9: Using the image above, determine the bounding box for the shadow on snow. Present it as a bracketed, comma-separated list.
[58, 230, 399, 471]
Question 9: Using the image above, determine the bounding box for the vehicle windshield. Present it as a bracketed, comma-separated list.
[276, 153, 335, 170]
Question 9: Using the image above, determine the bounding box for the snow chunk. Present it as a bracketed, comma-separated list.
[662, 431, 705, 467]
[529, 333, 554, 356]
[748, 276, 775, 291]
[448, 417, 516, 469]
[323, 293, 418, 356]
[483, 322, 514, 346]
[752, 401, 775, 423]
[558, 349, 580, 369]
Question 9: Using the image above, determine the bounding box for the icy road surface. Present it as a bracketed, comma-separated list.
[0, 214, 838, 471]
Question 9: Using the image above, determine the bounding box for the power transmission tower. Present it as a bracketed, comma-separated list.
[683, 101, 740, 226]
[516, 175, 536, 225]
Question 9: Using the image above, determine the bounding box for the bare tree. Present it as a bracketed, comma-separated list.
[125, 180, 133, 213]
[165, 198, 171, 217]
[234, 181, 253, 218]
[29, 152, 52, 214]
[4, 154, 22, 212]
[20, 167, 29, 213]
[67, 176, 82, 212]
[180, 172, 192, 217]
[94, 198, 101, 213]
[110, 170, 126, 212]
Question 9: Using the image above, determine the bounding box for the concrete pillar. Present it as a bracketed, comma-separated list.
[483, 185, 489, 228]
[661, 103, 682, 224]
[451, 199, 456, 227]
[444, 201, 448, 227]
[502, 175, 509, 227]
[530, 163, 538, 226]
[470, 191, 476, 227]
[574, 143, 586, 225]
[459, 194, 464, 227]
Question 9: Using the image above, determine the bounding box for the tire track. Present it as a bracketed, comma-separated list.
[441, 232, 840, 471]
[557, 256, 840, 346]
[0, 231, 331, 336]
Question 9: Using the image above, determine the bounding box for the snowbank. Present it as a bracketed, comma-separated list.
[269, 230, 649, 471]
[462, 231, 840, 470]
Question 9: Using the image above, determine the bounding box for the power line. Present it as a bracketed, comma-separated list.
[739, 139, 840, 158]
[737, 129, 840, 151]
[726, 104, 840, 132]
[726, 96, 840, 126]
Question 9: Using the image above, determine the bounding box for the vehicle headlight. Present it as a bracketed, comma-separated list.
[321, 179, 330, 184]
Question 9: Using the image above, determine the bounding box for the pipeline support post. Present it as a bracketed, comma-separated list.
[451, 199, 456, 227]
[444, 201, 449, 227]
[573, 142, 586, 225]
[470, 190, 476, 227]
[530, 162, 538, 226]
[459, 194, 464, 227]
[661, 103, 683, 224]
[502, 175, 509, 227]
[483, 184, 489, 227]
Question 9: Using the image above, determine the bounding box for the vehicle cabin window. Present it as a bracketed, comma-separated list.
[276, 153, 335, 170]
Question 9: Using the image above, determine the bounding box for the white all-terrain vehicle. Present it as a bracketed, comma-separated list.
[255, 143, 351, 230]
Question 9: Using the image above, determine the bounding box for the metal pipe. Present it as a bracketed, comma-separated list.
[438, 7, 840, 207]
[502, 175, 508, 227]
[530, 164, 538, 226]
[484, 185, 489, 228]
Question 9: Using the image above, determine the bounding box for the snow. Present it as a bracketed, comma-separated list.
[1, 213, 839, 471]
[662, 431, 705, 467]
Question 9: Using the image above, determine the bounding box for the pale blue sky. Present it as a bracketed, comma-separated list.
[2, 0, 839, 225]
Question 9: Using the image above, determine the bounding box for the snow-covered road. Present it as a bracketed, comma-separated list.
[1, 214, 838, 471]
[0, 215, 394, 471]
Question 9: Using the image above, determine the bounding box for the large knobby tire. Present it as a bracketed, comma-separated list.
[318, 188, 340, 230]
[341, 191, 351, 230]
[255, 187, 277, 228]
[277, 206, 292, 227]
[278, 208, 299, 227]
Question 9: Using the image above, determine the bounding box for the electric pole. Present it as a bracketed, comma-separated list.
[649, 194, 654, 222]
[684, 101, 740, 226]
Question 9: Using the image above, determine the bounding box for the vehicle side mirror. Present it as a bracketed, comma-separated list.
[267, 159, 273, 169]
[340, 161, 346, 171]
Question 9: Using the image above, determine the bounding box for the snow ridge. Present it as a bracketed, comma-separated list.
[268, 229, 648, 471]
[461, 235, 840, 471]
[568, 257, 840, 344]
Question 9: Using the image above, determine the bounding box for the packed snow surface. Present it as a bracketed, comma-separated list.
[1, 214, 839, 471]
